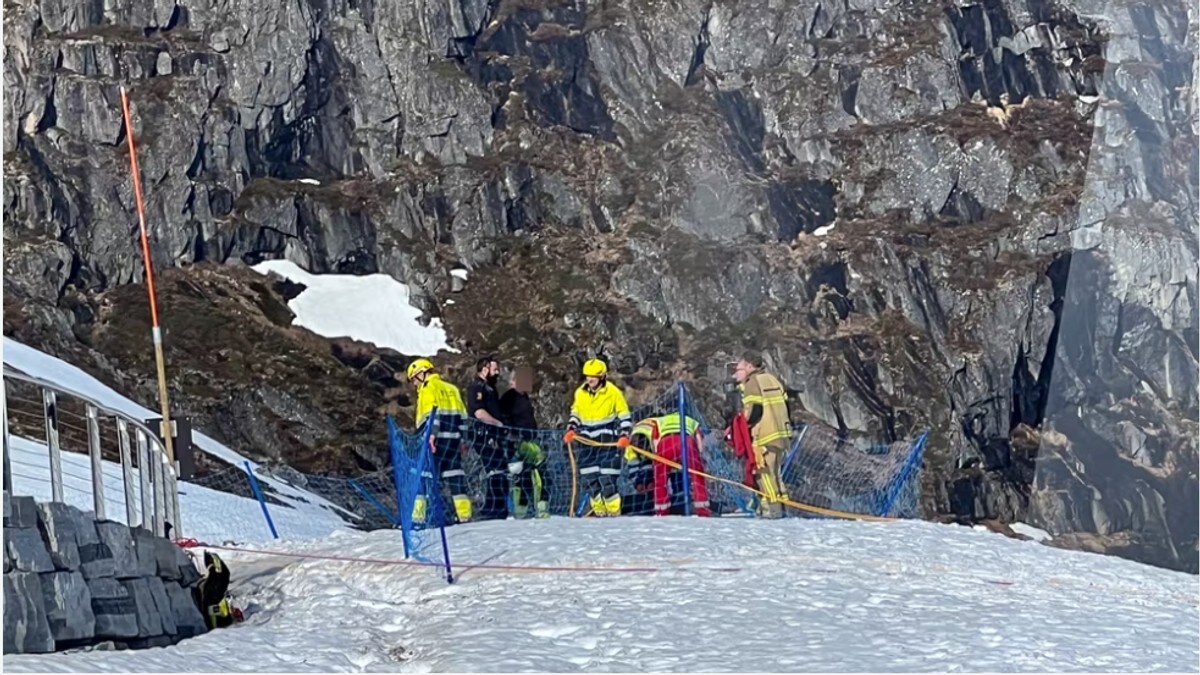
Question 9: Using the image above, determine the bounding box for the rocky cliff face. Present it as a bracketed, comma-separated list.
[4, 0, 1196, 571]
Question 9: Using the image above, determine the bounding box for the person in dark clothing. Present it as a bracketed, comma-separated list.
[499, 366, 537, 429]
[467, 355, 509, 520]
[500, 366, 549, 518]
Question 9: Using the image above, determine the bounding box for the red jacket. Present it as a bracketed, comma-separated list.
[728, 412, 757, 488]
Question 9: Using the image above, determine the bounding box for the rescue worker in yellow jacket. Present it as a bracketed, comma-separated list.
[629, 415, 711, 516]
[407, 358, 473, 524]
[733, 354, 792, 518]
[563, 359, 632, 516]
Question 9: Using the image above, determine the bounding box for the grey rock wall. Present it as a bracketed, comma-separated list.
[2, 0, 1195, 573]
[2, 493, 208, 654]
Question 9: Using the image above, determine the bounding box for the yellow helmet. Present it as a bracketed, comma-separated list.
[406, 358, 434, 380]
[582, 358, 608, 377]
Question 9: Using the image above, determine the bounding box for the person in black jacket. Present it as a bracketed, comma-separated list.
[467, 356, 509, 521]
[500, 366, 549, 518]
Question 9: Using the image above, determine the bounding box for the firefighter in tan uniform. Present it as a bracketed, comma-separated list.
[733, 354, 792, 518]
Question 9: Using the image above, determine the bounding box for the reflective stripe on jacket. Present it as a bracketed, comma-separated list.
[632, 415, 700, 444]
[740, 371, 790, 449]
[569, 381, 632, 440]
[416, 374, 467, 440]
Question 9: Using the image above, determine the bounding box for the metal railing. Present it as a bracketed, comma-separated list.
[2, 365, 181, 538]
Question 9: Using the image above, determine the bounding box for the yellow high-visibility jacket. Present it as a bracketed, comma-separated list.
[415, 374, 467, 441]
[568, 381, 632, 441]
[629, 415, 701, 461]
[632, 415, 701, 444]
[740, 371, 790, 450]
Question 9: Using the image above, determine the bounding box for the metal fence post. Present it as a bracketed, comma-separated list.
[136, 429, 153, 529]
[117, 420, 136, 526]
[170, 467, 182, 538]
[2, 382, 11, 494]
[86, 405, 106, 520]
[42, 389, 63, 502]
[678, 381, 692, 516]
[152, 443, 166, 537]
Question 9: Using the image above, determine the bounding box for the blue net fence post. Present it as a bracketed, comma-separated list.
[668, 383, 750, 518]
[677, 381, 692, 516]
[878, 431, 928, 517]
[779, 426, 807, 481]
[243, 460, 279, 539]
[426, 406, 454, 584]
[439, 514, 455, 584]
[387, 415, 413, 559]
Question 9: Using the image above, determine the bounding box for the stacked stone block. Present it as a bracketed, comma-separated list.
[3, 492, 209, 654]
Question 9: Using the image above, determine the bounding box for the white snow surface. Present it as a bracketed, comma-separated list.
[450, 268, 469, 281]
[1011, 521, 1053, 542]
[7, 434, 347, 545]
[6, 518, 1198, 673]
[3, 337, 353, 542]
[250, 259, 455, 356]
[5, 341, 1198, 673]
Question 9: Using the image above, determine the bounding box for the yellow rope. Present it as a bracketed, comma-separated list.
[567, 441, 579, 518]
[570, 436, 896, 523]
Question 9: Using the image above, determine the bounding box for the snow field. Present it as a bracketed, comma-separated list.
[4, 337, 357, 541]
[250, 260, 455, 356]
[4, 332, 1198, 673]
[6, 518, 1197, 672]
[7, 433, 349, 545]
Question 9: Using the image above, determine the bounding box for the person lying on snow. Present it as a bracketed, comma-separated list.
[191, 550, 244, 629]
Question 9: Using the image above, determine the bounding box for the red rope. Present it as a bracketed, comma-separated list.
[183, 542, 1197, 606]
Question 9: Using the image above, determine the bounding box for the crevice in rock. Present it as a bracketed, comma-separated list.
[333, 249, 377, 275]
[468, 5, 615, 141]
[37, 85, 59, 134]
[164, 4, 188, 31]
[182, 184, 196, 219]
[767, 179, 837, 241]
[939, 181, 986, 223]
[192, 221, 208, 263]
[208, 187, 233, 218]
[348, 0, 376, 31]
[240, 225, 303, 266]
[809, 3, 830, 39]
[185, 134, 205, 179]
[907, 259, 951, 353]
[683, 5, 711, 88]
[807, 260, 849, 298]
[716, 89, 765, 172]
[842, 343, 898, 441]
[945, 0, 1088, 105]
[1037, 251, 1070, 419]
[839, 66, 860, 117]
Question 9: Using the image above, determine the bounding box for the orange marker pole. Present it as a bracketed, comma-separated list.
[119, 86, 175, 468]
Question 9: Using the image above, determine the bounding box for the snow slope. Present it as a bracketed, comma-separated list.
[3, 337, 353, 542]
[6, 434, 345, 545]
[251, 260, 455, 356]
[6, 518, 1198, 672]
[4, 343, 1197, 673]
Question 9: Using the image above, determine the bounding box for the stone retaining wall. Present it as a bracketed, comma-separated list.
[3, 490, 208, 653]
